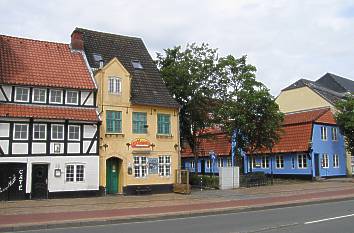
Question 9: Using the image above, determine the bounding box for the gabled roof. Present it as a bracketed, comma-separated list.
[316, 73, 354, 93]
[0, 35, 95, 90]
[72, 28, 179, 108]
[0, 103, 99, 122]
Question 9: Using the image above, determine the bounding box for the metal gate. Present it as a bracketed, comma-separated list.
[0, 163, 27, 201]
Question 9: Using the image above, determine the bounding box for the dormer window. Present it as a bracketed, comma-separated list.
[108, 77, 121, 94]
[15, 87, 30, 102]
[49, 89, 63, 104]
[66, 90, 79, 105]
[131, 60, 143, 69]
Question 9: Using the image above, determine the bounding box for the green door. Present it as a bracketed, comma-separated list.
[106, 158, 119, 194]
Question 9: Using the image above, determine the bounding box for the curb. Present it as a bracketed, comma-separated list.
[1, 196, 354, 232]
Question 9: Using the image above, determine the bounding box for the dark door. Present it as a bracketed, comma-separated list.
[31, 164, 48, 199]
[200, 159, 205, 175]
[314, 153, 320, 177]
[106, 158, 119, 194]
[0, 163, 27, 201]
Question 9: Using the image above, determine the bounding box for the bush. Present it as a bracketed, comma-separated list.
[189, 174, 219, 189]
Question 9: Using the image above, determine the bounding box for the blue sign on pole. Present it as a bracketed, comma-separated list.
[209, 151, 216, 175]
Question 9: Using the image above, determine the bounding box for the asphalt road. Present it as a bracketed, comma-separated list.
[19, 199, 354, 233]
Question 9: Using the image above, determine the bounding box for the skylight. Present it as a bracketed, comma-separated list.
[92, 53, 103, 62]
[132, 60, 143, 69]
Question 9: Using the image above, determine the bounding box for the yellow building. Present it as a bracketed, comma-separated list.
[71, 28, 180, 194]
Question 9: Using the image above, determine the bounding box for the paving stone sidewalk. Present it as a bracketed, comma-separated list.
[0, 179, 354, 231]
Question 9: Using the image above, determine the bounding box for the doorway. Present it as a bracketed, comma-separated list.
[106, 157, 121, 194]
[31, 164, 48, 199]
[314, 153, 320, 177]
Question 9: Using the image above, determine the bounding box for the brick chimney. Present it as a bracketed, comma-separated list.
[71, 30, 84, 50]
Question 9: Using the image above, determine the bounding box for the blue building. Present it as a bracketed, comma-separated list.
[243, 108, 347, 178]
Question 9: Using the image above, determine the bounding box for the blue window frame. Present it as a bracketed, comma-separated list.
[157, 114, 171, 135]
[106, 111, 122, 133]
[133, 112, 147, 134]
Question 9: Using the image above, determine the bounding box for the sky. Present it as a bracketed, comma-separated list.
[1, 0, 354, 96]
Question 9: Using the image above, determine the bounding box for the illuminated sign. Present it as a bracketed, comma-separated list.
[131, 138, 151, 149]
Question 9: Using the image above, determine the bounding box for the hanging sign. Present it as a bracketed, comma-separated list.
[131, 138, 151, 149]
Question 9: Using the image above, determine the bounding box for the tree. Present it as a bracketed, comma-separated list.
[156, 43, 219, 173]
[335, 95, 354, 156]
[213, 55, 284, 170]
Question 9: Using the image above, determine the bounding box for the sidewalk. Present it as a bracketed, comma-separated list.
[1, 180, 354, 232]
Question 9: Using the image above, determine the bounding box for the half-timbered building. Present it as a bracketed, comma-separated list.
[0, 35, 100, 200]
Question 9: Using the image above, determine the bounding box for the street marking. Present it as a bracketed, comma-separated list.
[304, 213, 354, 225]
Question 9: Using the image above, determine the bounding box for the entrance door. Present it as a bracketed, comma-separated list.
[200, 159, 205, 175]
[31, 164, 48, 199]
[106, 158, 119, 194]
[314, 153, 320, 177]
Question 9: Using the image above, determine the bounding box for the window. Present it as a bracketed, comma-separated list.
[15, 87, 29, 102]
[333, 154, 339, 168]
[66, 165, 85, 182]
[32, 88, 46, 103]
[106, 111, 122, 133]
[133, 112, 147, 134]
[66, 91, 78, 105]
[33, 124, 46, 140]
[321, 126, 327, 141]
[218, 158, 223, 167]
[157, 114, 171, 135]
[51, 124, 64, 140]
[276, 155, 284, 169]
[191, 160, 195, 169]
[250, 157, 256, 169]
[108, 77, 121, 94]
[206, 159, 211, 169]
[68, 125, 80, 140]
[292, 157, 296, 169]
[227, 158, 232, 167]
[158, 156, 171, 176]
[261, 156, 269, 168]
[332, 128, 338, 141]
[298, 154, 307, 168]
[322, 154, 329, 168]
[50, 89, 63, 104]
[134, 156, 147, 178]
[132, 60, 143, 69]
[14, 124, 28, 140]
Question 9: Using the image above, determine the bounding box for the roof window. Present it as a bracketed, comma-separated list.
[132, 60, 143, 69]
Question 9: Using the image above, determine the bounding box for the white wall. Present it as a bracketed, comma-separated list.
[80, 91, 94, 106]
[0, 85, 12, 101]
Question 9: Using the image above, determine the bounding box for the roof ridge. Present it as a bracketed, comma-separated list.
[0, 34, 68, 46]
[284, 107, 330, 115]
[306, 82, 345, 97]
[75, 27, 142, 41]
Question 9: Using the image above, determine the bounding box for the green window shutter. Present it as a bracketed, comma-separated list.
[106, 111, 122, 133]
[157, 114, 170, 135]
[133, 112, 147, 134]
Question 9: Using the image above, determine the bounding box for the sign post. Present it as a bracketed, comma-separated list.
[209, 151, 216, 177]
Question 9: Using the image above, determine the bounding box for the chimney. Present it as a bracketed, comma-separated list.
[71, 30, 84, 50]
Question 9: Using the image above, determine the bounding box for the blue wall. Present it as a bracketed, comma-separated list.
[182, 157, 231, 174]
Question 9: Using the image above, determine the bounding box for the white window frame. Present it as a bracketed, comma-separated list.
[13, 123, 29, 140]
[275, 155, 284, 169]
[14, 87, 30, 102]
[191, 160, 195, 169]
[333, 154, 339, 168]
[217, 158, 223, 167]
[206, 159, 211, 169]
[322, 153, 329, 168]
[66, 90, 79, 105]
[158, 155, 171, 177]
[108, 77, 122, 95]
[298, 154, 307, 169]
[68, 125, 80, 141]
[321, 126, 327, 141]
[250, 157, 256, 169]
[32, 88, 47, 103]
[51, 124, 64, 140]
[65, 164, 85, 182]
[332, 127, 338, 141]
[261, 156, 269, 168]
[33, 124, 46, 140]
[49, 89, 63, 104]
[134, 156, 147, 178]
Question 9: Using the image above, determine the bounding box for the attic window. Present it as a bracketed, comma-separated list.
[93, 53, 104, 68]
[132, 60, 143, 69]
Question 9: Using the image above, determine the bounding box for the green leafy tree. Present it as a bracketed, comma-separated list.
[213, 55, 284, 169]
[156, 43, 219, 172]
[335, 95, 354, 156]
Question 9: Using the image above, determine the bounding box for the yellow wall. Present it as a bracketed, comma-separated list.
[275, 86, 334, 113]
[95, 58, 179, 193]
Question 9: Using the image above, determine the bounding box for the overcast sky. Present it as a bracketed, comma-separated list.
[1, 0, 354, 95]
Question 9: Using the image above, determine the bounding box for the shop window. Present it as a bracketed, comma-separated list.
[68, 125, 80, 140]
[14, 124, 28, 140]
[157, 114, 171, 135]
[15, 87, 30, 102]
[33, 124, 46, 140]
[32, 88, 46, 103]
[133, 112, 147, 134]
[134, 156, 147, 178]
[158, 155, 171, 176]
[106, 111, 122, 133]
[276, 155, 284, 169]
[298, 154, 307, 168]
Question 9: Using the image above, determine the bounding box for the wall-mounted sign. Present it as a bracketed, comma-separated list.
[148, 158, 159, 174]
[54, 169, 61, 177]
[54, 143, 61, 153]
[131, 138, 151, 149]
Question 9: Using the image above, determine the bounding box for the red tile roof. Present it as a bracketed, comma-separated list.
[0, 104, 99, 122]
[283, 108, 329, 125]
[0, 35, 95, 90]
